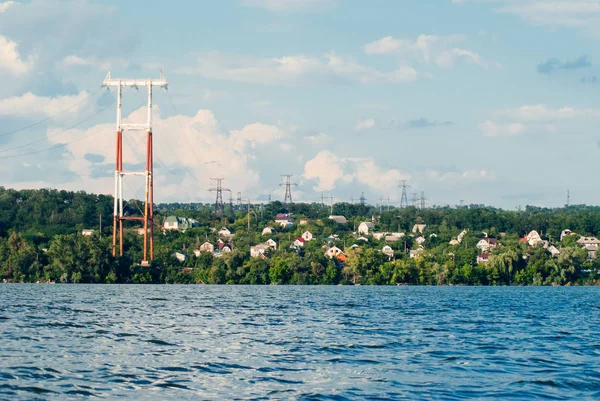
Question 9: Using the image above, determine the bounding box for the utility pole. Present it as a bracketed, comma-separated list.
[280, 174, 297, 205]
[103, 71, 167, 265]
[399, 180, 411, 209]
[209, 178, 231, 217]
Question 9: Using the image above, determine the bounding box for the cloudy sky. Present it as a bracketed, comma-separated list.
[1, 0, 599, 208]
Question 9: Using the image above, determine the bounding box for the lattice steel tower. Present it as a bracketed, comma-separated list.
[209, 178, 231, 216]
[399, 180, 411, 209]
[103, 71, 167, 266]
[280, 174, 297, 204]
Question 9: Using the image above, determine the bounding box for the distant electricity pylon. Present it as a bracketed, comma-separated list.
[567, 189, 570, 207]
[280, 174, 297, 204]
[236, 192, 242, 207]
[102, 71, 167, 266]
[326, 195, 335, 215]
[399, 180, 411, 209]
[420, 191, 427, 210]
[209, 178, 231, 216]
[410, 192, 418, 207]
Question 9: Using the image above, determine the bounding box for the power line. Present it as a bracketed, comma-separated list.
[0, 98, 115, 160]
[0, 91, 113, 155]
[0, 86, 105, 139]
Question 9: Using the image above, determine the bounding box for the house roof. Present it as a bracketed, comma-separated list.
[275, 213, 293, 221]
[360, 222, 375, 228]
[329, 215, 348, 224]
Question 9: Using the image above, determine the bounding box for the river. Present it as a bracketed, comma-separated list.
[1, 285, 599, 400]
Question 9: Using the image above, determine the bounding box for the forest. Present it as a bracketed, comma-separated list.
[1, 186, 600, 286]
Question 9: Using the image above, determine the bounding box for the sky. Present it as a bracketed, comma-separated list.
[1, 0, 600, 209]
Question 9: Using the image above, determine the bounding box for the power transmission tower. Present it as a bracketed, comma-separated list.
[280, 174, 297, 205]
[567, 189, 570, 206]
[102, 71, 168, 266]
[399, 180, 411, 209]
[326, 195, 335, 215]
[410, 192, 418, 207]
[420, 191, 427, 210]
[379, 196, 384, 215]
[236, 192, 242, 207]
[360, 192, 366, 206]
[387, 196, 391, 212]
[209, 178, 231, 216]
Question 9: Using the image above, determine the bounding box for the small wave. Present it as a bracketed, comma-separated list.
[147, 297, 168, 301]
[145, 339, 175, 346]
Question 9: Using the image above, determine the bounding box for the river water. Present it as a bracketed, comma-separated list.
[1, 285, 600, 400]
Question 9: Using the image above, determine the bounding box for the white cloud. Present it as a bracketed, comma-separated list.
[303, 150, 409, 193]
[0, 1, 15, 12]
[424, 169, 495, 183]
[0, 91, 93, 118]
[241, 0, 335, 13]
[364, 34, 489, 69]
[43, 107, 290, 202]
[497, 104, 600, 121]
[305, 132, 332, 145]
[0, 35, 33, 75]
[453, 0, 600, 34]
[179, 52, 419, 86]
[354, 118, 375, 131]
[478, 120, 526, 137]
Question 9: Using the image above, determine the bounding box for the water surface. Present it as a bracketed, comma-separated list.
[1, 285, 600, 400]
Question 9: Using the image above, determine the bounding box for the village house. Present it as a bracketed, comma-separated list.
[450, 230, 468, 245]
[250, 244, 268, 258]
[547, 245, 561, 257]
[302, 231, 313, 242]
[299, 219, 309, 226]
[275, 213, 295, 228]
[292, 238, 305, 248]
[219, 242, 232, 253]
[522, 230, 544, 246]
[381, 245, 394, 259]
[174, 252, 188, 262]
[218, 227, 234, 238]
[577, 237, 600, 259]
[415, 236, 426, 246]
[265, 239, 277, 250]
[329, 215, 348, 224]
[477, 254, 490, 264]
[198, 241, 214, 253]
[449, 239, 460, 246]
[412, 224, 427, 234]
[561, 229, 573, 241]
[409, 248, 423, 258]
[163, 216, 200, 231]
[357, 236, 369, 242]
[81, 229, 94, 236]
[476, 238, 498, 252]
[324, 246, 344, 259]
[262, 227, 276, 235]
[358, 222, 375, 235]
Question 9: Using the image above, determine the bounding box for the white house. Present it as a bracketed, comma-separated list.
[381, 245, 394, 259]
[577, 237, 600, 247]
[199, 241, 214, 253]
[457, 230, 467, 242]
[409, 249, 423, 258]
[292, 238, 306, 248]
[81, 229, 94, 236]
[174, 252, 188, 262]
[325, 246, 344, 259]
[560, 229, 575, 241]
[372, 232, 386, 240]
[449, 239, 460, 246]
[547, 245, 561, 257]
[164, 216, 200, 231]
[415, 236, 426, 246]
[329, 215, 348, 224]
[302, 231, 313, 242]
[358, 222, 375, 235]
[525, 230, 543, 246]
[265, 239, 277, 250]
[412, 224, 427, 234]
[218, 227, 233, 238]
[250, 244, 268, 258]
[476, 238, 498, 252]
[275, 213, 295, 228]
[477, 254, 490, 264]
[357, 236, 369, 242]
[262, 227, 276, 235]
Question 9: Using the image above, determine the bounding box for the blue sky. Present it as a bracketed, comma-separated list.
[1, 0, 600, 208]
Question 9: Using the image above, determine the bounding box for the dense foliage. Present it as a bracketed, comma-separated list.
[1, 187, 600, 285]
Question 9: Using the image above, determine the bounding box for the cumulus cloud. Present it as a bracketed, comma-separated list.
[41, 107, 293, 202]
[0, 1, 15, 12]
[0, 91, 94, 118]
[0, 35, 33, 75]
[303, 150, 409, 193]
[364, 34, 489, 68]
[179, 52, 419, 86]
